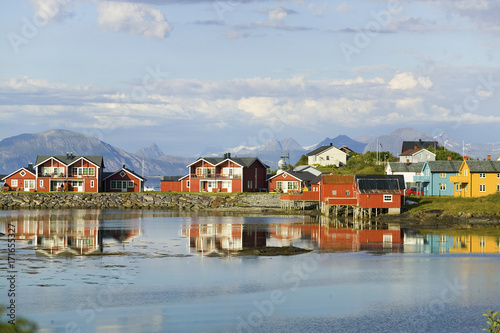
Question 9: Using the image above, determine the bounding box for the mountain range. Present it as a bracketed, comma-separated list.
[0, 128, 498, 181]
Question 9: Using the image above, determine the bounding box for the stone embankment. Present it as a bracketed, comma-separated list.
[0, 192, 282, 211]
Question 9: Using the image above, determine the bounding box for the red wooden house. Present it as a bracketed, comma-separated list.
[318, 174, 357, 205]
[268, 170, 318, 193]
[160, 175, 189, 192]
[185, 153, 268, 193]
[354, 175, 405, 214]
[2, 164, 37, 192]
[34, 154, 104, 192]
[103, 165, 146, 192]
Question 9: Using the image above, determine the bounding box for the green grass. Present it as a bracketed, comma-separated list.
[404, 192, 500, 216]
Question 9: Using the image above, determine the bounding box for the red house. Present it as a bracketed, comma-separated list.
[318, 174, 357, 205]
[2, 164, 37, 192]
[34, 154, 104, 192]
[103, 165, 146, 192]
[268, 170, 317, 193]
[354, 175, 405, 214]
[185, 154, 268, 193]
[160, 175, 189, 192]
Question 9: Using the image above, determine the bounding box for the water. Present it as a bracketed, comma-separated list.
[0, 210, 499, 333]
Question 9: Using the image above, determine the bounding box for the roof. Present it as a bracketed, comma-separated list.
[268, 170, 318, 182]
[306, 145, 344, 157]
[35, 155, 104, 168]
[1, 166, 36, 181]
[465, 160, 500, 173]
[103, 167, 146, 181]
[355, 175, 405, 193]
[322, 174, 354, 185]
[401, 140, 439, 153]
[400, 147, 435, 157]
[426, 161, 462, 173]
[387, 162, 424, 173]
[293, 165, 322, 176]
[187, 157, 268, 169]
[161, 175, 186, 181]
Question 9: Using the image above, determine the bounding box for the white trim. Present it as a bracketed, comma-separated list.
[1, 167, 36, 181]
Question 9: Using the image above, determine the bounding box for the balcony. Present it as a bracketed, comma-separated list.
[449, 175, 469, 184]
[414, 175, 430, 183]
[39, 173, 67, 178]
[190, 174, 242, 179]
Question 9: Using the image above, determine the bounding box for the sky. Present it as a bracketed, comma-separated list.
[1, 0, 500, 156]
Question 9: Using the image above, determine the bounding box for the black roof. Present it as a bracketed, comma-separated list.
[191, 157, 269, 169]
[355, 175, 405, 193]
[401, 140, 438, 154]
[306, 144, 338, 157]
[35, 155, 104, 168]
[161, 175, 185, 181]
[387, 162, 424, 173]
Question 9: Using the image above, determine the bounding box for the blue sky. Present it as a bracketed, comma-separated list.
[1, 0, 500, 156]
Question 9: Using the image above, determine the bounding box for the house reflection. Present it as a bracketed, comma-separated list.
[181, 223, 268, 254]
[403, 231, 500, 254]
[1, 210, 141, 256]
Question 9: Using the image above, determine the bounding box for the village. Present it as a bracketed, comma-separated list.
[2, 140, 500, 217]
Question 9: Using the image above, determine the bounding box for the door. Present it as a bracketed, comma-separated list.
[122, 180, 128, 192]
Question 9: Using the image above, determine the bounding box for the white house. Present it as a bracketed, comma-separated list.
[385, 162, 424, 189]
[399, 148, 435, 164]
[306, 144, 348, 167]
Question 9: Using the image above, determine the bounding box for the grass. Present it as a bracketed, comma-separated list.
[404, 192, 500, 216]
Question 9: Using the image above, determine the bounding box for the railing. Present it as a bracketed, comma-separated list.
[190, 174, 242, 179]
[39, 173, 96, 178]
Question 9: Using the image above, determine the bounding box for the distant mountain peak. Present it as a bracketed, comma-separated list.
[135, 143, 165, 159]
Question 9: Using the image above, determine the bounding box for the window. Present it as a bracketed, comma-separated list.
[455, 184, 460, 192]
[24, 180, 35, 190]
[120, 171, 126, 177]
[40, 180, 44, 188]
[479, 184, 486, 192]
[287, 182, 298, 190]
[110, 180, 117, 189]
[222, 181, 231, 189]
[186, 180, 190, 188]
[346, 190, 350, 196]
[128, 181, 134, 188]
[277, 181, 283, 190]
[20, 170, 26, 177]
[497, 184, 500, 192]
[196, 167, 215, 177]
[497, 173, 500, 179]
[440, 173, 446, 178]
[332, 190, 337, 196]
[326, 156, 330, 160]
[383, 195, 393, 202]
[440, 183, 446, 191]
[122, 181, 127, 189]
[248, 181, 253, 189]
[11, 180, 18, 187]
[479, 173, 486, 178]
[90, 180, 94, 188]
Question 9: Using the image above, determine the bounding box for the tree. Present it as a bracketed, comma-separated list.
[294, 154, 308, 167]
[427, 146, 463, 161]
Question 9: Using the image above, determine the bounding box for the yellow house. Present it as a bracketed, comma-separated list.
[449, 235, 500, 253]
[450, 158, 500, 197]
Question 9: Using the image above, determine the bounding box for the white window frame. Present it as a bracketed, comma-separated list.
[40, 180, 43, 188]
[332, 190, 337, 196]
[276, 181, 283, 190]
[186, 180, 190, 188]
[440, 183, 446, 191]
[24, 180, 35, 190]
[479, 173, 486, 178]
[11, 180, 18, 187]
[128, 181, 134, 188]
[110, 180, 117, 189]
[440, 173, 446, 178]
[479, 184, 486, 192]
[90, 180, 94, 188]
[383, 195, 393, 202]
[497, 184, 500, 192]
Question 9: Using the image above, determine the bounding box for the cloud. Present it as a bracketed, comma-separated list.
[96, 1, 172, 39]
[335, 3, 352, 13]
[30, 0, 73, 24]
[267, 7, 295, 23]
[388, 72, 433, 90]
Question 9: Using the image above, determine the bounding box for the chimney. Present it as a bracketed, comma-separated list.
[414, 146, 418, 150]
[227, 152, 231, 159]
[487, 155, 491, 161]
[447, 156, 451, 161]
[70, 152, 73, 157]
[28, 162, 33, 170]
[330, 143, 332, 146]
[66, 152, 69, 157]
[122, 164, 126, 169]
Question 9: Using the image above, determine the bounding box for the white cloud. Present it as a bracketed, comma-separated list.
[388, 72, 433, 90]
[96, 2, 171, 39]
[335, 3, 352, 13]
[30, 0, 72, 24]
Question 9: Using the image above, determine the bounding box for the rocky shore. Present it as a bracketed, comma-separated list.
[0, 192, 282, 211]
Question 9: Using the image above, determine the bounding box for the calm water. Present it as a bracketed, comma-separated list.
[0, 210, 499, 333]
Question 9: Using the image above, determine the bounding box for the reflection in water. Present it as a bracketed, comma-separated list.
[0, 210, 141, 256]
[182, 216, 500, 255]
